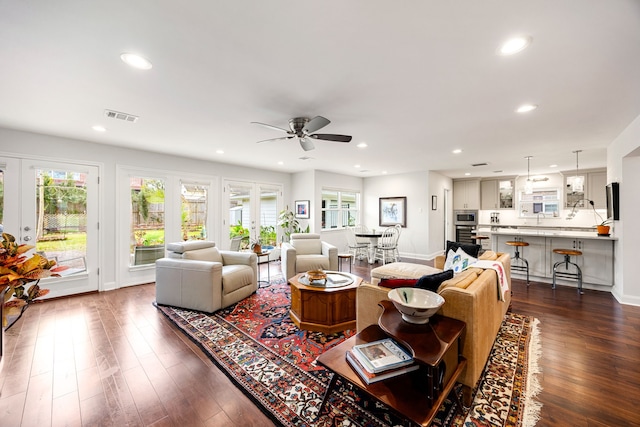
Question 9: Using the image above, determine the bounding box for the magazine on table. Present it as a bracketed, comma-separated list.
[352, 338, 414, 373]
[346, 349, 419, 384]
[326, 273, 351, 284]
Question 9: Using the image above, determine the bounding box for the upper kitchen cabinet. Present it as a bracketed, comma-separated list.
[564, 168, 606, 209]
[453, 179, 480, 210]
[481, 178, 514, 210]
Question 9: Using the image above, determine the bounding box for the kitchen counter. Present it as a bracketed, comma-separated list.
[476, 227, 617, 240]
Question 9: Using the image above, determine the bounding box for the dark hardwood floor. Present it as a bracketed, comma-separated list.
[1, 259, 638, 426]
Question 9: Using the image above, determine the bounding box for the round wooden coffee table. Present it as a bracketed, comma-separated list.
[289, 271, 363, 334]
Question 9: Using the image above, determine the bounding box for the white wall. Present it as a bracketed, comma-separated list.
[0, 127, 291, 289]
[608, 114, 640, 305]
[428, 171, 453, 256]
[363, 171, 431, 260]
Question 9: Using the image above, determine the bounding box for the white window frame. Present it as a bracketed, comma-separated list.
[321, 188, 360, 231]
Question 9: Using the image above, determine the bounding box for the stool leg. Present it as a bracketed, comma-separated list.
[523, 257, 529, 285]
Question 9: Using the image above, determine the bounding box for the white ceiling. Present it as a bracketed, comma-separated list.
[1, 1, 639, 179]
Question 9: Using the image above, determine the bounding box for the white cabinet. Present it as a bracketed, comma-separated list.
[564, 168, 606, 209]
[481, 179, 514, 210]
[548, 237, 614, 286]
[453, 180, 480, 210]
[588, 171, 607, 209]
[495, 234, 546, 278]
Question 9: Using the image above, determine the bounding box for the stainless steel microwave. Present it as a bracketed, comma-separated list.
[454, 210, 478, 225]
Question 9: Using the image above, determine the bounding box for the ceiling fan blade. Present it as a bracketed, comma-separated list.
[303, 116, 330, 134]
[309, 133, 352, 142]
[256, 136, 294, 144]
[251, 121, 290, 133]
[299, 137, 315, 151]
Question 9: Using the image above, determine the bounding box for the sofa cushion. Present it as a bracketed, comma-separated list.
[295, 254, 331, 272]
[183, 246, 223, 263]
[378, 278, 418, 288]
[446, 240, 481, 258]
[292, 239, 322, 255]
[221, 264, 254, 294]
[479, 250, 498, 261]
[439, 269, 479, 290]
[444, 247, 477, 273]
[415, 269, 455, 292]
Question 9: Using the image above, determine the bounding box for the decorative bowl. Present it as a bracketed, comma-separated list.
[306, 270, 327, 282]
[387, 288, 445, 324]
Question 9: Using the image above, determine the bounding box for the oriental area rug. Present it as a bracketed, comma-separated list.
[155, 276, 541, 427]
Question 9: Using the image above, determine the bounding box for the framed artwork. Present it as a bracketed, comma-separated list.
[379, 197, 406, 227]
[432, 195, 437, 210]
[295, 200, 310, 219]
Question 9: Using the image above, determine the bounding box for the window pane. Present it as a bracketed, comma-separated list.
[130, 177, 165, 266]
[228, 183, 252, 249]
[321, 189, 359, 230]
[181, 182, 208, 241]
[259, 187, 278, 247]
[35, 169, 88, 276]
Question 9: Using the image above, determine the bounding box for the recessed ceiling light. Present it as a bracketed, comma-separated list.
[452, 149, 462, 154]
[549, 164, 558, 168]
[516, 104, 538, 113]
[216, 150, 224, 154]
[464, 172, 471, 176]
[354, 164, 361, 168]
[120, 53, 153, 70]
[92, 125, 106, 132]
[498, 35, 532, 55]
[357, 142, 368, 148]
[382, 171, 388, 175]
[277, 161, 284, 165]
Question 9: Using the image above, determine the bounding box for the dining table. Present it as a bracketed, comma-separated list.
[354, 231, 383, 264]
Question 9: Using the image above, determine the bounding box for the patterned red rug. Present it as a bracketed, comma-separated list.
[155, 276, 541, 427]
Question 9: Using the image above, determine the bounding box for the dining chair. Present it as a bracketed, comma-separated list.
[346, 226, 369, 262]
[374, 226, 400, 264]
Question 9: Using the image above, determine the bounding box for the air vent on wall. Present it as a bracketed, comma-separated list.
[471, 162, 489, 167]
[104, 109, 139, 123]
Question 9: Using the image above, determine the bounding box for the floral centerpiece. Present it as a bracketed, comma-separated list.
[1, 233, 61, 328]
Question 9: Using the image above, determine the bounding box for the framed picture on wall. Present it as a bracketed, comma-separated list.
[295, 200, 310, 219]
[379, 197, 406, 227]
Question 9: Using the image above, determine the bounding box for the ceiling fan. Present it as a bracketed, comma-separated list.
[251, 116, 352, 151]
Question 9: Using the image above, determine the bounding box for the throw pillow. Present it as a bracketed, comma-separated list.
[446, 240, 481, 258]
[379, 278, 418, 289]
[444, 247, 477, 274]
[415, 270, 454, 292]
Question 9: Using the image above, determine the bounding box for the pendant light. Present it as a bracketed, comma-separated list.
[571, 150, 584, 193]
[524, 156, 533, 195]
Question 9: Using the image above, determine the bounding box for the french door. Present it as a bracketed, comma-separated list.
[0, 156, 100, 297]
[223, 180, 282, 250]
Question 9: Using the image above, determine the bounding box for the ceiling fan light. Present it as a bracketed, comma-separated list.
[120, 53, 153, 70]
[525, 179, 533, 195]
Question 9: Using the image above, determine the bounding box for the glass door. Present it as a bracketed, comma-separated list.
[223, 180, 281, 251]
[1, 157, 99, 298]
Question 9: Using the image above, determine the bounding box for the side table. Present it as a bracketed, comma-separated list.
[256, 251, 271, 286]
[316, 301, 466, 426]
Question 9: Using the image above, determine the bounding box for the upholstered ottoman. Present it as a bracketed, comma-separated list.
[370, 262, 442, 285]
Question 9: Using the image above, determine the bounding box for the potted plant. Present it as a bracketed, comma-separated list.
[278, 206, 300, 243]
[596, 219, 612, 236]
[1, 233, 61, 329]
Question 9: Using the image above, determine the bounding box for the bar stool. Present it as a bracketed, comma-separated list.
[552, 249, 583, 295]
[471, 235, 489, 255]
[337, 253, 353, 273]
[505, 241, 530, 284]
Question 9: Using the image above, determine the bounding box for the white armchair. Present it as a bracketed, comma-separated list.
[155, 240, 257, 313]
[281, 233, 338, 280]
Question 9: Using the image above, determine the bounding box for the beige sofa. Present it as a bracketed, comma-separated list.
[155, 241, 257, 313]
[356, 251, 511, 403]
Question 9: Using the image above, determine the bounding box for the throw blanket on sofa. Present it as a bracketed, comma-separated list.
[470, 260, 509, 301]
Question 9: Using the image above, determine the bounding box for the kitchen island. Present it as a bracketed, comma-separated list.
[477, 226, 616, 290]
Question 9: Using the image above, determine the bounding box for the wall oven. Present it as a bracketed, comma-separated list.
[454, 210, 478, 245]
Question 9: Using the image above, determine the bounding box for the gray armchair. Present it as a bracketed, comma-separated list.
[281, 233, 338, 280]
[155, 240, 257, 313]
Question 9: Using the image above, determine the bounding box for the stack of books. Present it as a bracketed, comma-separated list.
[346, 338, 418, 384]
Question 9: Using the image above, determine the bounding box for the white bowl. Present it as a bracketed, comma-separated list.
[387, 288, 445, 324]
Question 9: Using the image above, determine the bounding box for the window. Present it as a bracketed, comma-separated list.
[130, 176, 165, 266]
[181, 182, 208, 241]
[321, 189, 360, 230]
